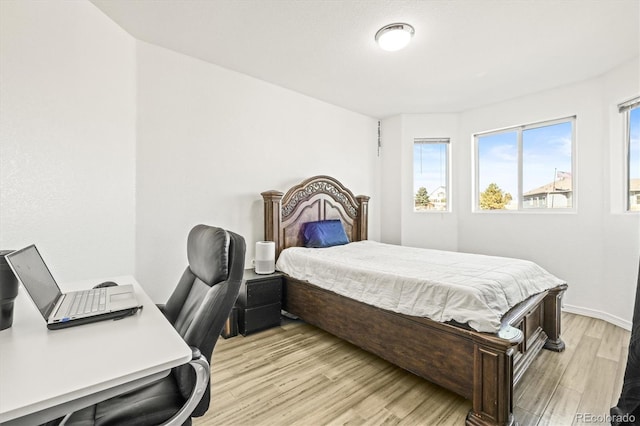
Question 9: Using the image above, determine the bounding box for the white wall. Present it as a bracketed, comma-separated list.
[380, 116, 402, 245]
[457, 79, 609, 323]
[135, 42, 379, 301]
[400, 114, 460, 252]
[380, 113, 460, 251]
[381, 58, 640, 329]
[0, 0, 136, 281]
[0, 1, 379, 304]
[600, 60, 640, 328]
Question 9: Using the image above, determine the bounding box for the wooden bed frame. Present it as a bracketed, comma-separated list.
[262, 175, 567, 426]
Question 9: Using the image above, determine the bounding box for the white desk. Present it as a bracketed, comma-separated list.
[0, 276, 192, 425]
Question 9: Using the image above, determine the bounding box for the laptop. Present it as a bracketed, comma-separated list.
[5, 245, 142, 330]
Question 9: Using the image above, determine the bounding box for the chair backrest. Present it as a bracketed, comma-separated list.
[163, 224, 245, 417]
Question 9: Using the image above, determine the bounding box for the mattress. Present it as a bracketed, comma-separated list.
[276, 241, 566, 333]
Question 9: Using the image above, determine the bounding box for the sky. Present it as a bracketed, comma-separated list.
[630, 107, 639, 180]
[413, 142, 448, 197]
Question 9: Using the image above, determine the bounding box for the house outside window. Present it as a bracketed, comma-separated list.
[620, 97, 640, 212]
[475, 117, 575, 211]
[413, 138, 450, 212]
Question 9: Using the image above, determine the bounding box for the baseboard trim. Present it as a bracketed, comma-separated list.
[563, 304, 632, 331]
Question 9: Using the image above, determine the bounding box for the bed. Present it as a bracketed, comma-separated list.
[261, 175, 568, 426]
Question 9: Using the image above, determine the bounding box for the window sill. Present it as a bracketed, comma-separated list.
[471, 209, 577, 215]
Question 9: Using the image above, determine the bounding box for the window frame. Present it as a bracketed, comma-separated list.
[620, 97, 640, 212]
[473, 116, 576, 213]
[413, 137, 451, 213]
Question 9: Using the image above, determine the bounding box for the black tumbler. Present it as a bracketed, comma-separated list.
[0, 250, 19, 330]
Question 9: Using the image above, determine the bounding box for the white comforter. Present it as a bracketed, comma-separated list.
[276, 241, 566, 333]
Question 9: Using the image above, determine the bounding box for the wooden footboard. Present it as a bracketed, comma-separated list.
[503, 283, 568, 387]
[283, 277, 567, 426]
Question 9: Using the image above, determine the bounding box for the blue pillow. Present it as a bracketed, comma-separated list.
[303, 220, 349, 248]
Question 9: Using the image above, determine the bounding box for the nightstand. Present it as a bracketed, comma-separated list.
[236, 269, 282, 336]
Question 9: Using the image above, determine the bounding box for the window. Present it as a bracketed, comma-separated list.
[620, 97, 640, 212]
[413, 138, 449, 212]
[475, 117, 575, 211]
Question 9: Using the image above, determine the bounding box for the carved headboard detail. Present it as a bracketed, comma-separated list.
[262, 175, 369, 258]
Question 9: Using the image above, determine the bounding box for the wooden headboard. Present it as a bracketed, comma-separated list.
[262, 175, 370, 258]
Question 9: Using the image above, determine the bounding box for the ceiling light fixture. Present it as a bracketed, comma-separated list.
[375, 23, 415, 52]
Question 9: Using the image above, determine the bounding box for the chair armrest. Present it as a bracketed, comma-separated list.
[191, 346, 201, 360]
[160, 351, 210, 426]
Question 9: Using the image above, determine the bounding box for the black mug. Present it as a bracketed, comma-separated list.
[0, 250, 19, 330]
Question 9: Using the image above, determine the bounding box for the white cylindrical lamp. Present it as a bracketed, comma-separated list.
[254, 241, 276, 274]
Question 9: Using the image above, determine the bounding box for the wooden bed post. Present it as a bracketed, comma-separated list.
[355, 195, 369, 241]
[467, 344, 516, 426]
[543, 283, 568, 352]
[261, 190, 283, 257]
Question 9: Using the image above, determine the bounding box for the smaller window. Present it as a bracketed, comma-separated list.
[620, 97, 640, 212]
[413, 138, 450, 212]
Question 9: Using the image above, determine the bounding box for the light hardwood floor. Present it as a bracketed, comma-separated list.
[194, 313, 630, 426]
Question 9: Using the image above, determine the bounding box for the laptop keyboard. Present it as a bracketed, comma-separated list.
[67, 288, 107, 316]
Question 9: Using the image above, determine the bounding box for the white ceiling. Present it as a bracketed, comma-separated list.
[90, 0, 639, 119]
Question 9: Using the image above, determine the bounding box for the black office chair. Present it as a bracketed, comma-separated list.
[61, 225, 245, 426]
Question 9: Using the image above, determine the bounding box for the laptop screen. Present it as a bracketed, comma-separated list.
[5, 245, 62, 319]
